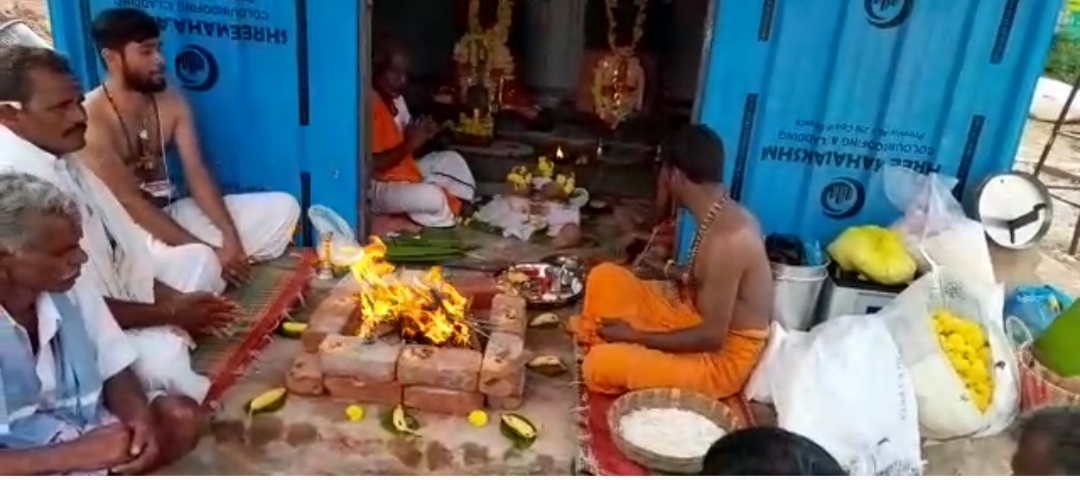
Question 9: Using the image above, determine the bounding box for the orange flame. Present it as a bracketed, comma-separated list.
[343, 237, 470, 347]
[555, 146, 565, 160]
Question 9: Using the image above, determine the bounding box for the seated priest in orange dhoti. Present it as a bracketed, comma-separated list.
[369, 39, 476, 228]
[571, 124, 772, 400]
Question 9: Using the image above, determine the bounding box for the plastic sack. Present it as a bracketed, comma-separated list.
[126, 327, 211, 403]
[827, 225, 916, 286]
[878, 265, 1019, 440]
[308, 204, 363, 265]
[884, 166, 996, 286]
[749, 318, 922, 475]
[744, 323, 789, 404]
[1004, 285, 1073, 341]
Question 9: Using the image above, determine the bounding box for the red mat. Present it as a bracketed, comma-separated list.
[575, 369, 757, 475]
[197, 250, 315, 405]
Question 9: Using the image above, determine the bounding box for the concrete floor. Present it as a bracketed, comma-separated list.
[159, 325, 578, 475]
[154, 242, 1076, 476]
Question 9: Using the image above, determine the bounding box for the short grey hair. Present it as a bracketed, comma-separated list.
[0, 172, 81, 252]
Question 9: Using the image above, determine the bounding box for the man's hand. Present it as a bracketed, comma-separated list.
[110, 412, 160, 475]
[598, 319, 639, 344]
[404, 116, 438, 151]
[165, 291, 238, 334]
[632, 252, 669, 281]
[64, 423, 133, 473]
[215, 241, 252, 286]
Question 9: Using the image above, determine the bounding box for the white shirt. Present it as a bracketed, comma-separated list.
[393, 96, 411, 130]
[0, 127, 138, 385]
[19, 280, 139, 399]
[0, 126, 140, 301]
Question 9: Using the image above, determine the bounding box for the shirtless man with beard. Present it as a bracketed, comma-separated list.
[77, 8, 301, 294]
[570, 124, 773, 400]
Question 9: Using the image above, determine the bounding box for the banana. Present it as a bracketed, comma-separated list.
[244, 387, 288, 415]
[529, 313, 562, 328]
[384, 404, 420, 435]
[526, 355, 568, 377]
[500, 413, 538, 449]
[276, 321, 308, 338]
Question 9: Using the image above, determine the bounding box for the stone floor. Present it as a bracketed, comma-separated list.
[159, 305, 578, 475]
[152, 225, 1079, 476]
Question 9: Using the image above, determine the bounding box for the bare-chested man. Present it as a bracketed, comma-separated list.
[570, 124, 772, 399]
[78, 8, 301, 293]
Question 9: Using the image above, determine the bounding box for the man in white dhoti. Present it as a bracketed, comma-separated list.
[79, 8, 301, 291]
[369, 39, 476, 228]
[0, 44, 233, 404]
[0, 173, 201, 474]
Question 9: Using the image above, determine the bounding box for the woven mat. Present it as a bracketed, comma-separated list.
[572, 343, 758, 476]
[191, 251, 314, 404]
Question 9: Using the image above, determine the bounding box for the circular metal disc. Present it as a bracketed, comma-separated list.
[974, 172, 1053, 249]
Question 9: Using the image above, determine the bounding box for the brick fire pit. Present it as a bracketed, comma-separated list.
[286, 276, 530, 416]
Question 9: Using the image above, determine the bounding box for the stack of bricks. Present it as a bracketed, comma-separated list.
[286, 276, 530, 415]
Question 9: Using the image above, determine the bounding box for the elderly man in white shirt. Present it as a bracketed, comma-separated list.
[0, 45, 235, 404]
[0, 172, 200, 474]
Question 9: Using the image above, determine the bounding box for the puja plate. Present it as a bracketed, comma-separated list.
[498, 261, 585, 309]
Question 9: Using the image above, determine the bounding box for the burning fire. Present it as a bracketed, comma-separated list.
[555, 146, 565, 160]
[342, 237, 471, 347]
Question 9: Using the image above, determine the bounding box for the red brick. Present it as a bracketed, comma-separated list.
[302, 282, 360, 352]
[450, 273, 499, 310]
[486, 368, 525, 410]
[285, 352, 324, 396]
[479, 332, 527, 397]
[485, 393, 524, 411]
[318, 334, 401, 382]
[489, 294, 527, 337]
[403, 386, 484, 416]
[324, 377, 402, 405]
[397, 345, 481, 391]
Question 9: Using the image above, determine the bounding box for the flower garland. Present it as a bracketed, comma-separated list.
[591, 0, 647, 129]
[453, 0, 515, 84]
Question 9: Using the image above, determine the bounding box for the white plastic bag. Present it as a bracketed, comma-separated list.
[755, 317, 923, 476]
[883, 166, 996, 286]
[126, 327, 211, 403]
[308, 204, 363, 265]
[744, 322, 788, 404]
[878, 266, 1019, 440]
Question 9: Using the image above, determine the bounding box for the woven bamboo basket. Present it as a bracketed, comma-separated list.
[1018, 343, 1080, 412]
[607, 388, 746, 474]
[1006, 316, 1080, 412]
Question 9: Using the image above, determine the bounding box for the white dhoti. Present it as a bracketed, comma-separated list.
[371, 150, 476, 228]
[475, 194, 582, 240]
[149, 191, 301, 294]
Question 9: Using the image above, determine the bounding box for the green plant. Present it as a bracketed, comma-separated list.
[1045, 33, 1080, 83]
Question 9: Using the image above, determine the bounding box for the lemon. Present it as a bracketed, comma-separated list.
[345, 404, 365, 422]
[467, 409, 488, 427]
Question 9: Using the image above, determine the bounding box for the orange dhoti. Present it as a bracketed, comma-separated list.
[571, 263, 768, 399]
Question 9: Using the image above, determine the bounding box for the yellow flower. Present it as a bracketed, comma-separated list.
[345, 404, 365, 422]
[467, 410, 488, 427]
[932, 309, 996, 413]
[537, 157, 555, 178]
